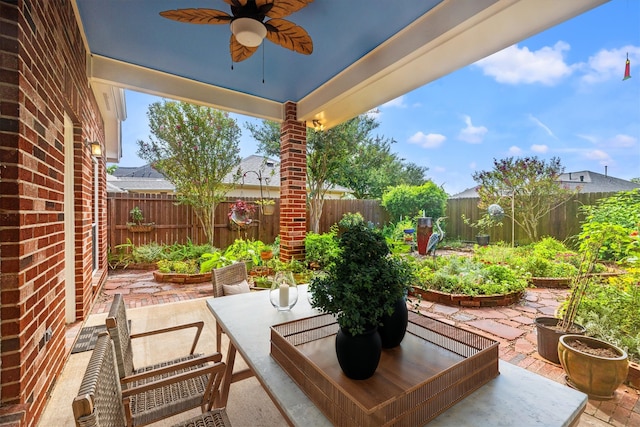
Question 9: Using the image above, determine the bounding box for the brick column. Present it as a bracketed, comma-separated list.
[279, 102, 307, 261]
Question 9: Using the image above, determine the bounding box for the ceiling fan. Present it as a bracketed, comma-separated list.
[160, 0, 313, 63]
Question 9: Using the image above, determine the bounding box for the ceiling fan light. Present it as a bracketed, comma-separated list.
[231, 17, 267, 47]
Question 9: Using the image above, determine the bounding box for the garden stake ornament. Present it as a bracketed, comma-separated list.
[623, 53, 631, 80]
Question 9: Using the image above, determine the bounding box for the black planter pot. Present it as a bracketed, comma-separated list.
[535, 317, 586, 364]
[335, 326, 382, 380]
[476, 235, 490, 246]
[379, 298, 409, 348]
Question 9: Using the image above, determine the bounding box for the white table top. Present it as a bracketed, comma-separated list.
[206, 285, 587, 426]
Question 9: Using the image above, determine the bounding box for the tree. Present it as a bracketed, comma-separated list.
[246, 115, 378, 232]
[381, 182, 447, 222]
[334, 136, 428, 199]
[245, 114, 428, 230]
[137, 101, 241, 244]
[472, 156, 578, 243]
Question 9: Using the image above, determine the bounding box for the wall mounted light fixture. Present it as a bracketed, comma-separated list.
[312, 120, 324, 131]
[85, 140, 102, 156]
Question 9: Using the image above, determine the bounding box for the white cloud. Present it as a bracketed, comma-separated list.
[380, 96, 407, 108]
[584, 149, 614, 165]
[581, 45, 640, 84]
[366, 109, 381, 120]
[434, 166, 446, 173]
[608, 134, 637, 148]
[576, 133, 637, 148]
[508, 146, 523, 155]
[528, 114, 557, 139]
[408, 132, 446, 148]
[577, 134, 598, 144]
[474, 42, 573, 86]
[531, 144, 548, 153]
[469, 161, 477, 170]
[458, 115, 487, 144]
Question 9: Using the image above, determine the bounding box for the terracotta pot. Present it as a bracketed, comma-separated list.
[558, 335, 629, 400]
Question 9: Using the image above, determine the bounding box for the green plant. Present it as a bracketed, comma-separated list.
[304, 230, 340, 269]
[573, 267, 640, 363]
[132, 242, 165, 263]
[199, 251, 232, 273]
[560, 224, 616, 332]
[417, 255, 529, 296]
[157, 259, 199, 274]
[222, 238, 266, 265]
[107, 240, 135, 269]
[308, 214, 412, 336]
[130, 206, 144, 224]
[381, 218, 416, 242]
[255, 199, 275, 205]
[253, 276, 273, 289]
[381, 182, 447, 223]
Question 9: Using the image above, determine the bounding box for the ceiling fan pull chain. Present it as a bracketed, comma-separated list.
[262, 42, 265, 84]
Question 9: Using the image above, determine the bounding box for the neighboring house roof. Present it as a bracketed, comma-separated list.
[111, 164, 165, 178]
[107, 175, 176, 192]
[107, 155, 352, 195]
[449, 170, 640, 199]
[557, 171, 640, 192]
[229, 155, 280, 187]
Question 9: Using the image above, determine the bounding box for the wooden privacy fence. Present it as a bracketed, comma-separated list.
[107, 193, 388, 249]
[107, 192, 614, 249]
[446, 192, 615, 246]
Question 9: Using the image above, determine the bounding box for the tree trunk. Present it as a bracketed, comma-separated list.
[309, 197, 324, 233]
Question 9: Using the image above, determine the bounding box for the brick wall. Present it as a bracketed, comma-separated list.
[0, 0, 107, 424]
[279, 102, 307, 260]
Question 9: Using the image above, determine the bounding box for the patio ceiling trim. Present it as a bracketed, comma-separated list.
[88, 55, 284, 122]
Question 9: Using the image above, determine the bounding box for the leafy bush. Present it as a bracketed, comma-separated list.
[132, 242, 165, 263]
[381, 182, 447, 222]
[305, 230, 340, 269]
[576, 189, 640, 262]
[157, 259, 199, 274]
[164, 239, 215, 261]
[573, 268, 640, 363]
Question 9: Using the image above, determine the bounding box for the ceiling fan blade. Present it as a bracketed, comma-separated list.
[264, 0, 313, 19]
[265, 18, 312, 55]
[160, 9, 232, 24]
[231, 35, 259, 62]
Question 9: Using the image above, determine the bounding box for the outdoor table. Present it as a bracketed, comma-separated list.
[206, 285, 587, 426]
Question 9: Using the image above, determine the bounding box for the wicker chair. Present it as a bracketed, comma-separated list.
[105, 294, 223, 425]
[212, 263, 248, 353]
[72, 333, 231, 427]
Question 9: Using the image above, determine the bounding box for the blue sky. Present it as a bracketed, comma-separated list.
[118, 0, 640, 195]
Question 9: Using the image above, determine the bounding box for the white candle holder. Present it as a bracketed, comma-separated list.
[270, 271, 298, 311]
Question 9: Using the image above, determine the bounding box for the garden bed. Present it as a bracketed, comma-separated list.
[411, 288, 523, 307]
[153, 271, 212, 284]
[530, 277, 571, 288]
